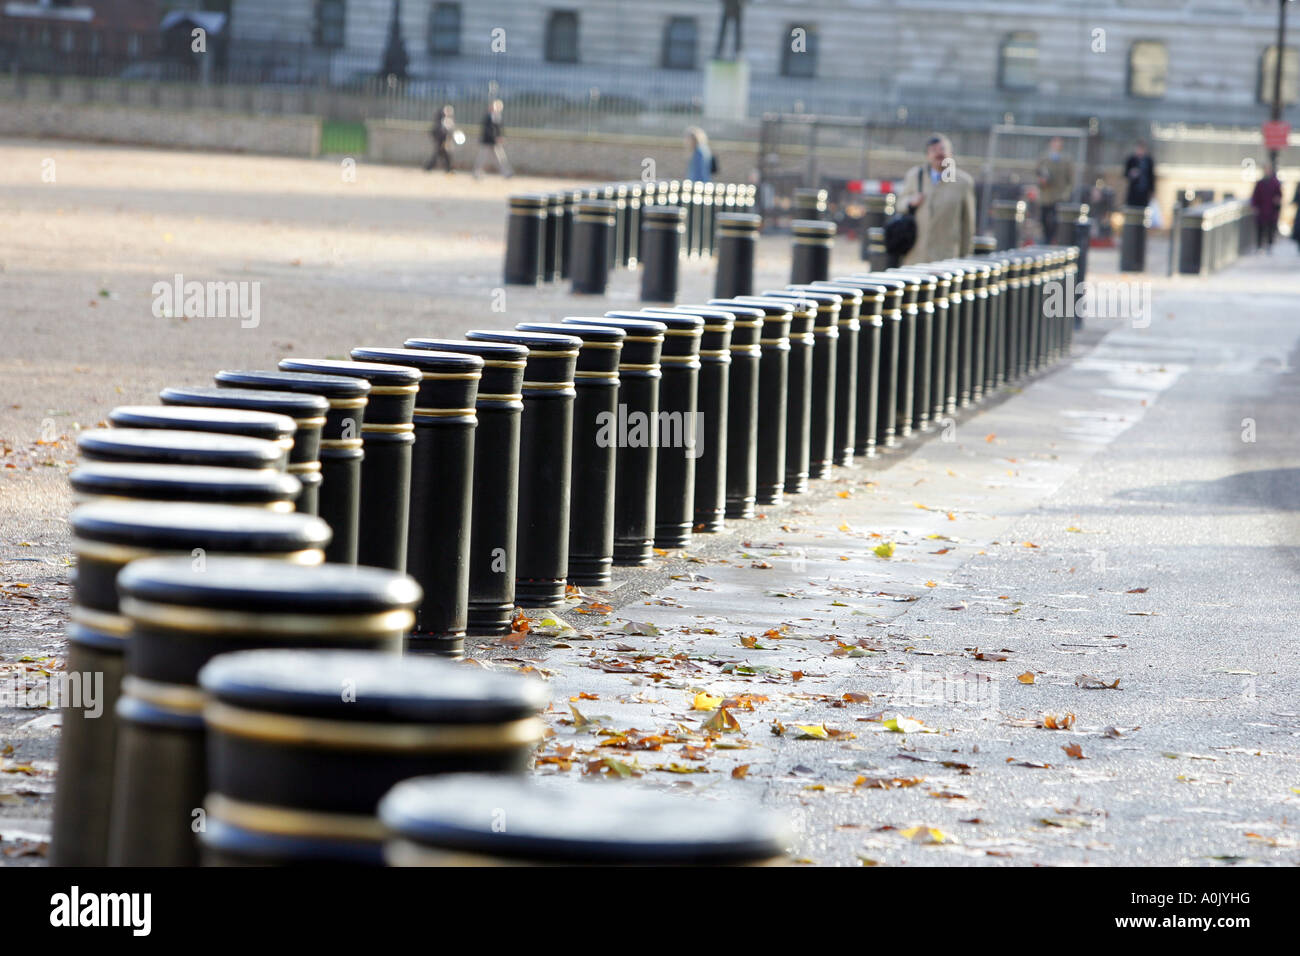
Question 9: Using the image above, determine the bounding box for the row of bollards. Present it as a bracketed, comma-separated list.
[50, 227, 1077, 867]
[506, 181, 759, 298]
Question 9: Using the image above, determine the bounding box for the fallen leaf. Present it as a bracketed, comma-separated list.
[873, 541, 895, 559]
[1017, 671, 1036, 684]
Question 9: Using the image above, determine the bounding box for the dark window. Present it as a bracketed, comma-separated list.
[999, 31, 1037, 91]
[314, 0, 346, 50]
[781, 23, 817, 78]
[1260, 44, 1299, 105]
[545, 10, 579, 64]
[428, 2, 461, 55]
[662, 16, 698, 70]
[1128, 41, 1168, 98]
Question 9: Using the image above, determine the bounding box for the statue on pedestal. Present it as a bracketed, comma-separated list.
[714, 0, 745, 61]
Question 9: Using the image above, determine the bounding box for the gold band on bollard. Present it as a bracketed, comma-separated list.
[414, 407, 478, 418]
[288, 461, 322, 474]
[328, 397, 368, 410]
[360, 423, 415, 434]
[318, 438, 364, 450]
[420, 371, 483, 381]
[122, 675, 207, 715]
[366, 384, 420, 396]
[74, 539, 323, 567]
[118, 598, 413, 637]
[207, 793, 387, 842]
[292, 416, 328, 429]
[70, 605, 132, 635]
[203, 701, 546, 753]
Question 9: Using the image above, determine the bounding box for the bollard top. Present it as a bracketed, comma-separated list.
[663, 306, 735, 325]
[518, 321, 625, 344]
[118, 555, 418, 616]
[756, 292, 817, 336]
[508, 193, 550, 208]
[77, 427, 286, 471]
[641, 204, 687, 221]
[199, 649, 547, 725]
[70, 462, 302, 508]
[716, 212, 762, 230]
[71, 500, 331, 553]
[466, 329, 582, 353]
[591, 313, 670, 336]
[350, 346, 485, 374]
[991, 199, 1027, 220]
[108, 405, 296, 444]
[161, 384, 329, 421]
[379, 774, 790, 866]
[278, 358, 422, 388]
[216, 369, 371, 400]
[630, 311, 704, 360]
[399, 339, 529, 364]
[726, 296, 794, 319]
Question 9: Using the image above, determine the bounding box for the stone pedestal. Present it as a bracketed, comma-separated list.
[704, 59, 750, 122]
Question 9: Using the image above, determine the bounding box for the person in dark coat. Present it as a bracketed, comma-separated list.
[423, 105, 457, 173]
[472, 99, 513, 179]
[1251, 163, 1283, 251]
[1123, 140, 1156, 209]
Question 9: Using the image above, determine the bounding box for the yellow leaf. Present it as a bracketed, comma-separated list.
[1017, 672, 1036, 684]
[794, 724, 830, 739]
[924, 580, 937, 588]
[569, 704, 589, 729]
[900, 826, 957, 844]
[883, 717, 929, 734]
[873, 541, 895, 559]
[692, 692, 723, 711]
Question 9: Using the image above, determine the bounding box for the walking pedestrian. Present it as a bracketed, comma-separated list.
[1123, 139, 1157, 209]
[1036, 136, 1073, 241]
[472, 99, 513, 179]
[1251, 163, 1283, 252]
[423, 105, 458, 173]
[896, 133, 976, 264]
[686, 127, 714, 183]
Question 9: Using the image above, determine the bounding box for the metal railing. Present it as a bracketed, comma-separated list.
[1176, 200, 1256, 275]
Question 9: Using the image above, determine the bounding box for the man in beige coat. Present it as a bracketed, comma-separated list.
[897, 134, 976, 265]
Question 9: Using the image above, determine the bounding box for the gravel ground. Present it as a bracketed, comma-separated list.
[2, 137, 1297, 868]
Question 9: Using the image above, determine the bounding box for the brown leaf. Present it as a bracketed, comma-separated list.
[1062, 743, 1087, 760]
[731, 764, 751, 779]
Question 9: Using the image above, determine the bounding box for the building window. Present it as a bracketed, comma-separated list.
[1260, 44, 1299, 105]
[999, 31, 1037, 91]
[545, 10, 579, 63]
[662, 16, 697, 70]
[314, 0, 346, 50]
[1128, 40, 1168, 98]
[428, 2, 460, 55]
[780, 23, 817, 78]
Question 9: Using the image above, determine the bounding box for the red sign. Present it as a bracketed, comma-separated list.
[1263, 120, 1291, 150]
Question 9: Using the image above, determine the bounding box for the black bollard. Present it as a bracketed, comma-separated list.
[70, 462, 301, 511]
[108, 405, 296, 459]
[399, 338, 528, 635]
[109, 556, 417, 867]
[347, 347, 480, 655]
[560, 188, 584, 280]
[987, 253, 1011, 389]
[867, 226, 889, 271]
[467, 330, 580, 607]
[1055, 202, 1089, 247]
[543, 192, 566, 282]
[757, 292, 818, 492]
[214, 370, 371, 566]
[825, 284, 863, 463]
[514, 322, 624, 588]
[623, 182, 642, 267]
[279, 358, 422, 573]
[704, 302, 764, 519]
[1001, 255, 1024, 382]
[790, 218, 836, 285]
[198, 649, 546, 866]
[860, 193, 895, 261]
[571, 199, 616, 295]
[991, 199, 1025, 251]
[714, 213, 762, 298]
[662, 307, 733, 532]
[783, 289, 840, 477]
[380, 774, 791, 866]
[609, 184, 628, 270]
[1120, 205, 1150, 273]
[49, 499, 328, 868]
[76, 427, 285, 472]
[700, 182, 716, 257]
[639, 205, 686, 303]
[727, 297, 792, 506]
[827, 275, 902, 453]
[570, 315, 667, 566]
[504, 193, 548, 286]
[886, 269, 937, 430]
[943, 259, 990, 405]
[894, 268, 950, 423]
[793, 186, 828, 221]
[159, 385, 327, 515]
[638, 311, 705, 547]
[973, 235, 998, 256]
[857, 272, 919, 440]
